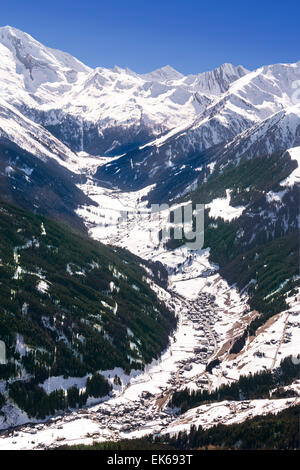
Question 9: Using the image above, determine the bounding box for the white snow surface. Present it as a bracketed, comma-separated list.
[206, 190, 245, 221]
[1, 165, 298, 448]
[3, 26, 298, 159]
[0, 27, 299, 448]
[282, 145, 300, 187]
[0, 26, 299, 186]
[161, 396, 300, 438]
[0, 27, 249, 137]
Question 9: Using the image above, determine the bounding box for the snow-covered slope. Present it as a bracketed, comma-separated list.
[0, 97, 92, 230]
[141, 63, 248, 95]
[0, 27, 90, 151]
[96, 62, 300, 195]
[1, 25, 299, 169]
[144, 60, 300, 154]
[180, 62, 248, 95]
[0, 26, 249, 155]
[0, 25, 90, 106]
[165, 60, 300, 153]
[0, 97, 79, 167]
[215, 104, 300, 164]
[0, 26, 299, 448]
[67, 62, 248, 130]
[283, 146, 300, 186]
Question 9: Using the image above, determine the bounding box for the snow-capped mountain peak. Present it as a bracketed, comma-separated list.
[0, 25, 90, 76]
[0, 24, 90, 104]
[182, 62, 249, 95]
[0, 25, 298, 163]
[0, 26, 253, 155]
[141, 65, 184, 82]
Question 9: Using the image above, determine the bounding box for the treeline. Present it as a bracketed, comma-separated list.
[59, 406, 300, 451]
[221, 231, 299, 335]
[155, 406, 300, 450]
[166, 151, 299, 335]
[0, 198, 176, 386]
[170, 356, 300, 413]
[58, 439, 174, 451]
[8, 373, 112, 419]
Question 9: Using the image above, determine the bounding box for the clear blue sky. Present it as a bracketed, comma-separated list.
[1, 0, 299, 74]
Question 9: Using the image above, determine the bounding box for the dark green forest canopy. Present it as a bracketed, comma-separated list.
[166, 151, 299, 332]
[0, 199, 176, 385]
[157, 405, 300, 450]
[170, 356, 300, 413]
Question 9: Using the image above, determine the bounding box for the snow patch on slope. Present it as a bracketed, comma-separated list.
[207, 190, 245, 221]
[281, 146, 300, 187]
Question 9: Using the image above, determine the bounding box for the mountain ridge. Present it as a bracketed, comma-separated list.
[0, 25, 249, 155]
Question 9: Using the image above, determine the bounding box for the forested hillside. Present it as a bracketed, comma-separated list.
[167, 150, 299, 332]
[0, 199, 176, 418]
[157, 405, 300, 450]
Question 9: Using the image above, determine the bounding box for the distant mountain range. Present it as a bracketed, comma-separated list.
[0, 25, 248, 156]
[1, 26, 298, 205]
[0, 26, 299, 434]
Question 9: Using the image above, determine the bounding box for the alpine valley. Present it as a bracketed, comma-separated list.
[0, 26, 299, 450]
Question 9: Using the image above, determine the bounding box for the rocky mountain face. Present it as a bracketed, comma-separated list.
[0, 26, 299, 440]
[0, 26, 248, 156]
[2, 26, 299, 206]
[0, 138, 91, 232]
[170, 147, 299, 316]
[0, 26, 298, 306]
[0, 26, 298, 308]
[96, 63, 300, 200]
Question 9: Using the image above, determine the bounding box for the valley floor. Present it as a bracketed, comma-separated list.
[0, 156, 299, 449]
